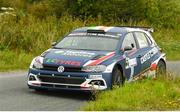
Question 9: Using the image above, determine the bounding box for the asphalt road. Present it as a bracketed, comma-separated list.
[0, 61, 179, 111]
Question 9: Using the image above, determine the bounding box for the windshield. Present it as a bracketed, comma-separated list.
[54, 35, 119, 51]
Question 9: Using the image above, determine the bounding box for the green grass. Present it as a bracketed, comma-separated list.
[0, 50, 33, 71]
[83, 76, 180, 111]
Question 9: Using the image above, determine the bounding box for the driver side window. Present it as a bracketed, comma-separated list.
[122, 33, 137, 49]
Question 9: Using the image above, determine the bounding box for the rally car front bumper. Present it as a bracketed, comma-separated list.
[27, 69, 112, 91]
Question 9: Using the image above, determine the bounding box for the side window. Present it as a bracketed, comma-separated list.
[135, 32, 149, 48]
[145, 34, 152, 45]
[122, 33, 137, 49]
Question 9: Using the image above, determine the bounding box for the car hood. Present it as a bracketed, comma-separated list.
[42, 49, 115, 67]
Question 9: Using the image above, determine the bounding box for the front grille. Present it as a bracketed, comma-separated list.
[38, 75, 85, 85]
[41, 84, 53, 87]
[55, 85, 80, 89]
[41, 65, 82, 72]
[41, 84, 81, 89]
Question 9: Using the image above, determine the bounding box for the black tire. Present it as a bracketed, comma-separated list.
[112, 66, 124, 87]
[156, 60, 166, 76]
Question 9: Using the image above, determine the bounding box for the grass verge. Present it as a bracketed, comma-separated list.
[0, 50, 33, 71]
[83, 76, 180, 111]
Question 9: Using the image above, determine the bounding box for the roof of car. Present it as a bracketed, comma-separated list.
[72, 26, 152, 34]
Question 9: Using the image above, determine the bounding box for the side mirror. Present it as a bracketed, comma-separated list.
[123, 46, 133, 51]
[51, 42, 57, 46]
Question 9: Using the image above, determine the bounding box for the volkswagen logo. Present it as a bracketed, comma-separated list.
[57, 66, 65, 73]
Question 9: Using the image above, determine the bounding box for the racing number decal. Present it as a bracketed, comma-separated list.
[125, 58, 137, 81]
[125, 58, 137, 69]
[140, 47, 158, 64]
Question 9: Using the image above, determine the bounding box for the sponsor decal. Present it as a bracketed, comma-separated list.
[128, 58, 137, 66]
[69, 26, 120, 38]
[86, 33, 119, 38]
[45, 58, 81, 66]
[140, 47, 158, 64]
[54, 50, 95, 58]
[68, 33, 86, 36]
[69, 33, 119, 38]
[125, 58, 137, 69]
[54, 50, 64, 54]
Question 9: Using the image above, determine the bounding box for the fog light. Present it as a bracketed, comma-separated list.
[89, 80, 105, 86]
[29, 75, 36, 81]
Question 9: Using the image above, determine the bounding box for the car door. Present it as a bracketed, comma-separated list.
[133, 31, 154, 73]
[121, 32, 141, 80]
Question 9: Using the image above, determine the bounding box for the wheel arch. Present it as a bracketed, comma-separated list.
[158, 58, 166, 69]
[151, 53, 166, 69]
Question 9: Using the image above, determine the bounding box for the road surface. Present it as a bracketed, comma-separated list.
[0, 61, 179, 111]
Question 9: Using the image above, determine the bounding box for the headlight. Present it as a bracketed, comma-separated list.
[30, 56, 43, 69]
[82, 65, 106, 72]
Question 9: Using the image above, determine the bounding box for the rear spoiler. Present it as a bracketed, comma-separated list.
[117, 26, 154, 33]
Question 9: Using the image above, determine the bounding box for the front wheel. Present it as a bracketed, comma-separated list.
[112, 66, 124, 87]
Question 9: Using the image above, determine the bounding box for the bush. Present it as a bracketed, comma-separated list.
[1, 0, 179, 29]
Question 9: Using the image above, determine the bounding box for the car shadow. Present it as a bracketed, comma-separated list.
[29, 89, 94, 101]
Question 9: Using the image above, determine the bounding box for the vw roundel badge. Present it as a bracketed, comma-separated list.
[57, 66, 65, 73]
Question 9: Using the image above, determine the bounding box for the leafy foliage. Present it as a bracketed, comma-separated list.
[0, 0, 179, 28]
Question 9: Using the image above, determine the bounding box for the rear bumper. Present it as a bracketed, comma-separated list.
[27, 69, 112, 91]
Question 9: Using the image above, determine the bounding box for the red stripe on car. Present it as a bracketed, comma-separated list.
[86, 52, 115, 66]
[128, 49, 138, 56]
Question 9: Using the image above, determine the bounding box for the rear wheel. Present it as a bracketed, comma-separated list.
[112, 66, 124, 87]
[156, 60, 166, 76]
